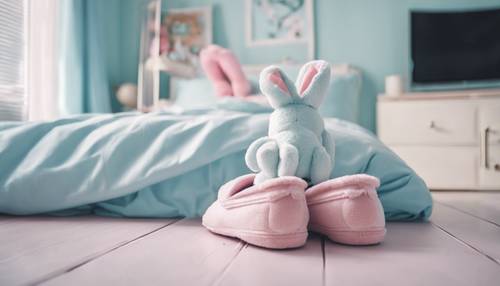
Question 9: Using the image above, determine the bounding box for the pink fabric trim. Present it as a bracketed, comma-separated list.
[218, 174, 255, 200]
[253, 176, 308, 194]
[306, 174, 380, 201]
[299, 66, 318, 96]
[218, 174, 308, 202]
[269, 71, 290, 96]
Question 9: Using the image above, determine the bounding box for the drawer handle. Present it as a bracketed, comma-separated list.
[495, 164, 500, 172]
[429, 121, 436, 129]
[480, 127, 490, 169]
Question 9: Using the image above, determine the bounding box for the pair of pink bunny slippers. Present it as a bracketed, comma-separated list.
[202, 173, 386, 249]
[202, 57, 386, 249]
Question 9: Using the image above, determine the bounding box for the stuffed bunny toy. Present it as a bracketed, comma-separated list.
[245, 60, 335, 185]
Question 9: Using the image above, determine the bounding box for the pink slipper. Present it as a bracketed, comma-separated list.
[202, 174, 309, 249]
[306, 174, 386, 245]
[200, 44, 251, 97]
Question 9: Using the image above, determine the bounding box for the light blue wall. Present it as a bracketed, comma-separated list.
[95, 0, 149, 112]
[114, 0, 500, 131]
[118, 0, 151, 84]
[317, 0, 500, 130]
[101, 0, 123, 112]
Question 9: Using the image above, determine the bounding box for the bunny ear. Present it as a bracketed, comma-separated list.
[295, 60, 331, 108]
[259, 66, 297, 108]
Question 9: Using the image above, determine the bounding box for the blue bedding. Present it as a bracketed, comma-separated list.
[0, 107, 432, 220]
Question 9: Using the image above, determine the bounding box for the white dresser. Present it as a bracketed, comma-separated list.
[377, 89, 500, 190]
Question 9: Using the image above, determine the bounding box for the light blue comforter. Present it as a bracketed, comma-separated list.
[0, 107, 432, 220]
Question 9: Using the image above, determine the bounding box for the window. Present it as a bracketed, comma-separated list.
[0, 0, 27, 121]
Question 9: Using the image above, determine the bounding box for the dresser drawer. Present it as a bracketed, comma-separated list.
[378, 100, 477, 145]
[479, 144, 500, 190]
[480, 104, 500, 146]
[479, 105, 500, 190]
[391, 146, 478, 190]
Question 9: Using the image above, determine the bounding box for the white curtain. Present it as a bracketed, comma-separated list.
[27, 0, 59, 121]
[0, 0, 26, 121]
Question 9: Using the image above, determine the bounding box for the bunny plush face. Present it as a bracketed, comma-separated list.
[245, 60, 335, 185]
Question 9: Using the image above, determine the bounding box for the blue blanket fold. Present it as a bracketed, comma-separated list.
[0, 109, 432, 220]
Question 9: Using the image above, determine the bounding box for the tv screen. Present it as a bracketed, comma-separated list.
[411, 8, 500, 84]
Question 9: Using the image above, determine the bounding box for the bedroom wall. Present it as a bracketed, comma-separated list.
[117, 0, 500, 132]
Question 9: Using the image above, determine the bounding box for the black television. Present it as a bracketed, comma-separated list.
[411, 8, 500, 86]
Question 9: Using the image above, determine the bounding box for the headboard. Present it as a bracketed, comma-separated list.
[168, 62, 363, 122]
[169, 63, 359, 101]
[241, 63, 358, 78]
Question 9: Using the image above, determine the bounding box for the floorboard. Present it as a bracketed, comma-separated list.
[215, 234, 324, 286]
[431, 202, 500, 264]
[324, 222, 500, 286]
[0, 216, 14, 225]
[2, 192, 500, 285]
[432, 192, 500, 225]
[43, 219, 245, 286]
[0, 216, 173, 286]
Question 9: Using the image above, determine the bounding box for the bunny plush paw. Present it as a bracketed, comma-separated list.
[311, 146, 332, 185]
[256, 141, 279, 179]
[277, 143, 299, 177]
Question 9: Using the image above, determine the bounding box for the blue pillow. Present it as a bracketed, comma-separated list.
[320, 69, 362, 123]
[172, 77, 218, 109]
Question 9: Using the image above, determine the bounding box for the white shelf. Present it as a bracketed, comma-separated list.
[378, 88, 500, 101]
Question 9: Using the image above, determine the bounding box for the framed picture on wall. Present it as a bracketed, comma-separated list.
[138, 3, 213, 112]
[162, 6, 213, 69]
[245, 0, 315, 61]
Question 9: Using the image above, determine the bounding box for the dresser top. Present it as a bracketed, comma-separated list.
[378, 88, 500, 101]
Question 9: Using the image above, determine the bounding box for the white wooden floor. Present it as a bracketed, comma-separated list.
[1, 192, 500, 286]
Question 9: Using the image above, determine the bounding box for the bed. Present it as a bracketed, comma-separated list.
[0, 63, 432, 220]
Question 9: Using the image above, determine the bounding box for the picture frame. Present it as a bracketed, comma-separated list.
[162, 6, 213, 69]
[137, 3, 213, 112]
[245, 0, 315, 60]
